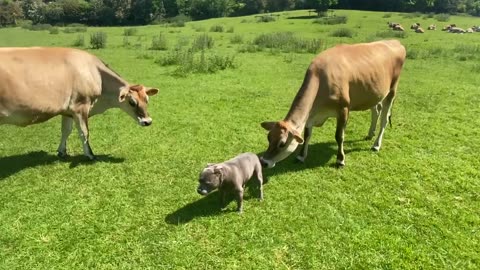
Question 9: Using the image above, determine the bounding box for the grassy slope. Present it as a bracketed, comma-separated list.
[1, 10, 479, 269]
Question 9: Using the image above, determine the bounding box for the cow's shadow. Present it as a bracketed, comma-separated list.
[165, 140, 369, 225]
[0, 151, 124, 180]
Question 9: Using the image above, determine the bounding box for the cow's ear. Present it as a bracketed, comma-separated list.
[146, 88, 159, 96]
[291, 129, 304, 144]
[261, 121, 277, 131]
[119, 87, 129, 102]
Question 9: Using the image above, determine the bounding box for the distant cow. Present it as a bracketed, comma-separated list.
[427, 24, 436, 30]
[415, 27, 425, 33]
[260, 40, 406, 168]
[0, 47, 159, 160]
[473, 26, 480, 32]
[442, 24, 457, 31]
[466, 28, 474, 33]
[410, 23, 420, 30]
[388, 22, 400, 28]
[393, 24, 405, 31]
[449, 27, 466, 33]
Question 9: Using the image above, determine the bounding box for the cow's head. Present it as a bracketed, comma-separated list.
[119, 85, 158, 126]
[260, 120, 303, 168]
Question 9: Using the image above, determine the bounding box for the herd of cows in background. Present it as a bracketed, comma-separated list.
[387, 21, 480, 33]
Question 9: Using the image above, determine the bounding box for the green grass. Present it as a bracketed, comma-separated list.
[1, 9, 480, 269]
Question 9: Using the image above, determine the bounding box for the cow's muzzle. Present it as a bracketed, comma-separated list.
[138, 117, 152, 126]
[260, 157, 275, 168]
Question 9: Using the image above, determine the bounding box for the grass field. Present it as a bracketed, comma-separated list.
[1, 9, 480, 269]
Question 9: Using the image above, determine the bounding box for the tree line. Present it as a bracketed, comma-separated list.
[1, 0, 479, 27]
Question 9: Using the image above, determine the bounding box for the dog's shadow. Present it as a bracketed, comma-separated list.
[0, 151, 124, 180]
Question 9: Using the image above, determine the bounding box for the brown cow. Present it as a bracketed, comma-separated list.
[427, 24, 436, 30]
[449, 27, 466, 33]
[0, 47, 159, 160]
[260, 40, 406, 168]
[410, 23, 420, 30]
[393, 24, 405, 31]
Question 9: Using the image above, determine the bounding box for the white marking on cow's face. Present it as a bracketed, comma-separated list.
[260, 121, 303, 168]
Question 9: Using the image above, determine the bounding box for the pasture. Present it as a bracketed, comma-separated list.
[1, 9, 480, 269]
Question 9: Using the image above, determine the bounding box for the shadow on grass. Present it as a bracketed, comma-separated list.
[287, 15, 318, 20]
[260, 140, 367, 178]
[165, 193, 223, 225]
[0, 151, 124, 180]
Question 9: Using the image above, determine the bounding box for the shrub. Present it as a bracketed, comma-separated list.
[175, 36, 190, 50]
[383, 13, 392, 18]
[330, 28, 354, 38]
[375, 30, 407, 39]
[238, 44, 262, 53]
[210, 24, 224, 32]
[19, 20, 33, 30]
[253, 32, 321, 54]
[150, 33, 168, 50]
[313, 15, 348, 25]
[123, 36, 131, 47]
[227, 26, 234, 33]
[29, 24, 53, 31]
[64, 23, 87, 33]
[406, 48, 419, 59]
[90, 32, 107, 49]
[192, 34, 214, 51]
[169, 15, 190, 27]
[192, 25, 205, 32]
[435, 13, 450, 22]
[230, 34, 244, 44]
[72, 35, 85, 47]
[124, 28, 137, 36]
[257, 15, 276, 23]
[49, 27, 59, 34]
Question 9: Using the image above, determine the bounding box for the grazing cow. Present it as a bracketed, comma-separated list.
[449, 27, 466, 33]
[393, 24, 405, 31]
[260, 40, 406, 168]
[0, 47, 159, 160]
[415, 27, 425, 33]
[427, 24, 436, 30]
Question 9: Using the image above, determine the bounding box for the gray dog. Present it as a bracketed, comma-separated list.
[197, 152, 264, 212]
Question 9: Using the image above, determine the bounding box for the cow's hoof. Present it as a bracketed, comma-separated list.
[371, 146, 380, 152]
[336, 159, 345, 168]
[364, 135, 374, 141]
[296, 156, 306, 163]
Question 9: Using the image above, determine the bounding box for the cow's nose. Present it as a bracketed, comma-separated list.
[140, 117, 152, 126]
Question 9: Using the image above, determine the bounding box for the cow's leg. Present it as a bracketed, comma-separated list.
[72, 106, 95, 160]
[366, 103, 382, 140]
[57, 116, 73, 158]
[296, 125, 312, 163]
[335, 107, 349, 167]
[372, 92, 395, 152]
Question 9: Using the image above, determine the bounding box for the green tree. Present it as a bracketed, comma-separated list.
[305, 0, 338, 14]
[0, 0, 23, 26]
[21, 0, 46, 24]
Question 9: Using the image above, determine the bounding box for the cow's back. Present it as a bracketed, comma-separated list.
[311, 40, 405, 111]
[0, 47, 103, 125]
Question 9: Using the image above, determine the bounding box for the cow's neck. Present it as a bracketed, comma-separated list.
[284, 70, 319, 132]
[90, 65, 129, 115]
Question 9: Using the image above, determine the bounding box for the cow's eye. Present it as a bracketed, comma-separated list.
[128, 98, 137, 107]
[278, 141, 286, 148]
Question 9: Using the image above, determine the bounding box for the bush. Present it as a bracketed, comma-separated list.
[49, 27, 59, 34]
[123, 36, 131, 47]
[90, 32, 107, 49]
[64, 23, 87, 33]
[29, 24, 53, 31]
[210, 24, 224, 32]
[192, 34, 214, 51]
[175, 36, 190, 50]
[72, 35, 85, 47]
[257, 15, 276, 23]
[227, 26, 234, 33]
[253, 32, 321, 54]
[230, 34, 244, 44]
[192, 25, 205, 32]
[313, 16, 348, 25]
[435, 13, 450, 22]
[150, 33, 168, 50]
[19, 20, 33, 30]
[124, 28, 138, 36]
[238, 44, 262, 53]
[383, 13, 392, 18]
[169, 15, 190, 27]
[375, 30, 407, 39]
[330, 28, 354, 38]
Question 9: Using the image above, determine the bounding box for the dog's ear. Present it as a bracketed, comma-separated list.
[205, 163, 215, 167]
[213, 165, 225, 180]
